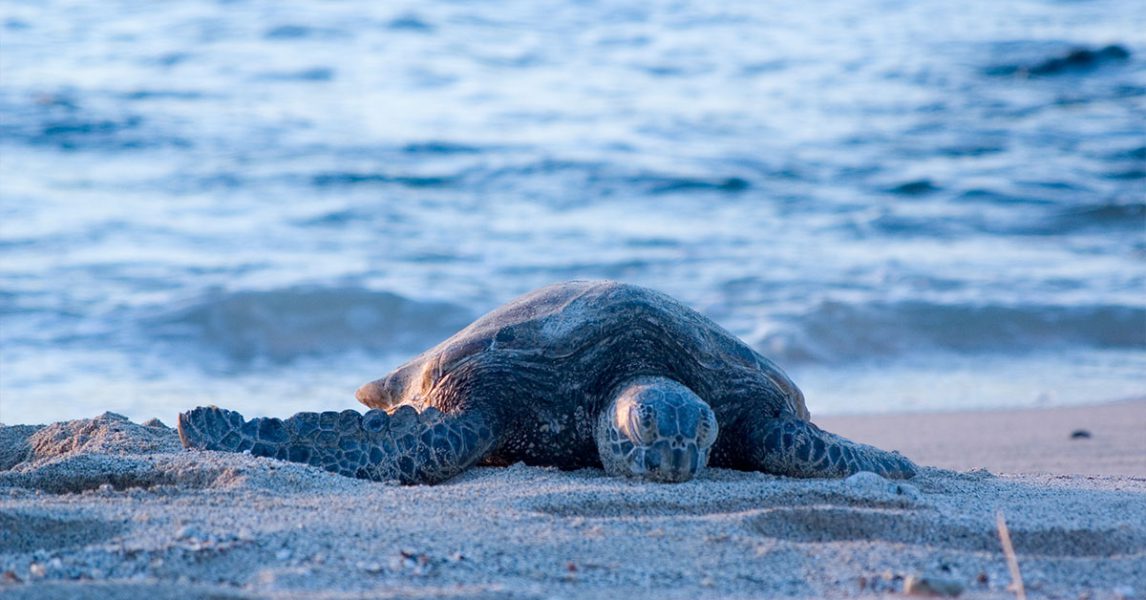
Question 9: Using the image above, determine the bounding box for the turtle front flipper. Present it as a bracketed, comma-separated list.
[731, 417, 916, 479]
[178, 406, 497, 485]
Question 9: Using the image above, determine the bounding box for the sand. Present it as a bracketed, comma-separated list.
[817, 398, 1146, 478]
[2, 402, 1144, 600]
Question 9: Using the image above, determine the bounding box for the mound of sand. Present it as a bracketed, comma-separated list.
[0, 413, 362, 496]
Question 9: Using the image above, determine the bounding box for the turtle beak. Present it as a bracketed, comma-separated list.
[355, 379, 387, 408]
[644, 441, 701, 483]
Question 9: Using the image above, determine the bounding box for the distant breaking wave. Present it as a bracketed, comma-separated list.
[757, 301, 1146, 364]
[146, 287, 474, 364]
[145, 287, 1146, 368]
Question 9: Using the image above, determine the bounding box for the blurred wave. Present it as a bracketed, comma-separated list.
[131, 289, 1146, 370]
[761, 302, 1146, 364]
[146, 287, 473, 364]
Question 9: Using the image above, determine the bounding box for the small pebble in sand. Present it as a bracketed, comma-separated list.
[844, 470, 922, 503]
[391, 550, 434, 576]
[848, 470, 889, 489]
[1070, 429, 1092, 439]
[860, 572, 905, 593]
[175, 525, 201, 541]
[904, 573, 964, 597]
[358, 561, 384, 574]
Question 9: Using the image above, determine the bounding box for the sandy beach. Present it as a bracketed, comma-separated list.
[818, 398, 1146, 478]
[2, 400, 1143, 600]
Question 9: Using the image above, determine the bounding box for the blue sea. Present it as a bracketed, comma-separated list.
[1, 0, 1144, 425]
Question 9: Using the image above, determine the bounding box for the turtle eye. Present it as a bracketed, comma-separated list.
[696, 411, 718, 448]
[631, 405, 658, 443]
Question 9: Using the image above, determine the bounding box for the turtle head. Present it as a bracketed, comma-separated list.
[596, 377, 718, 483]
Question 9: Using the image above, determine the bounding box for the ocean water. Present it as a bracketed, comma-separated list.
[1, 0, 1144, 425]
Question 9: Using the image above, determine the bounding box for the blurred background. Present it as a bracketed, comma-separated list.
[1, 0, 1143, 424]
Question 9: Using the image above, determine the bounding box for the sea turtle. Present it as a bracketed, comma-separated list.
[178, 281, 915, 484]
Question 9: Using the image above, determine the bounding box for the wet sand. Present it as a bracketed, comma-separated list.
[2, 401, 1144, 599]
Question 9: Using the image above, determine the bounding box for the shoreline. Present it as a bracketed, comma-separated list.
[1, 401, 1144, 599]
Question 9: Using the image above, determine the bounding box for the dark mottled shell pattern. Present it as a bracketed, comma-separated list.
[358, 280, 809, 469]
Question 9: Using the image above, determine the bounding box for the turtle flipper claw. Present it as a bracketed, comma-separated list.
[748, 417, 917, 479]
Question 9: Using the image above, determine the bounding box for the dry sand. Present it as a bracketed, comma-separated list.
[818, 398, 1146, 478]
[1, 401, 1144, 600]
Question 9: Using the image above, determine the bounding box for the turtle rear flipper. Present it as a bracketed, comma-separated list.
[178, 406, 496, 485]
[734, 417, 916, 479]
